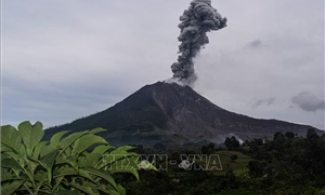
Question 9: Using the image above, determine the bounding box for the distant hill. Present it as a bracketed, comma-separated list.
[45, 82, 322, 146]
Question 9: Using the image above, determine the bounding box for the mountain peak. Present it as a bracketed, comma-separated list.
[45, 81, 318, 146]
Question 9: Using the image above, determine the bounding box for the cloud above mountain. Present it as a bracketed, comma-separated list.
[291, 91, 325, 112]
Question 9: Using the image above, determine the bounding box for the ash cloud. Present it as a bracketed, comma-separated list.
[171, 0, 227, 85]
[291, 91, 325, 112]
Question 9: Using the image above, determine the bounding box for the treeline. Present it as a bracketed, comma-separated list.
[241, 128, 325, 194]
[121, 128, 325, 195]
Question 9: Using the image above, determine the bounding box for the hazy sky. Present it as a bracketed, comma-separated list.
[2, 0, 324, 130]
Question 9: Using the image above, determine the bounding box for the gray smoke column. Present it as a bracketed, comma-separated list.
[171, 0, 227, 85]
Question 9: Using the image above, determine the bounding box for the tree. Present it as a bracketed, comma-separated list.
[224, 136, 240, 151]
[153, 142, 166, 152]
[285, 131, 295, 139]
[247, 160, 264, 177]
[207, 143, 215, 151]
[1, 121, 155, 195]
[230, 154, 238, 163]
[201, 143, 215, 154]
[273, 132, 286, 152]
[273, 132, 285, 140]
[306, 128, 319, 139]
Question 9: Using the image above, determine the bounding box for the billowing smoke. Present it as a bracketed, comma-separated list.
[171, 0, 227, 85]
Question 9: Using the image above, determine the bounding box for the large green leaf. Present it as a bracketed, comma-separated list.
[1, 158, 23, 170]
[0, 144, 24, 163]
[91, 145, 115, 154]
[24, 158, 39, 180]
[110, 165, 140, 181]
[40, 150, 59, 168]
[56, 156, 80, 173]
[89, 127, 106, 135]
[65, 182, 99, 195]
[107, 189, 123, 195]
[18, 121, 44, 156]
[87, 145, 115, 168]
[50, 131, 68, 149]
[1, 125, 22, 152]
[40, 144, 56, 158]
[56, 190, 83, 195]
[51, 176, 66, 192]
[3, 154, 39, 190]
[33, 170, 48, 188]
[82, 167, 117, 190]
[38, 149, 59, 185]
[33, 141, 49, 159]
[1, 143, 11, 152]
[103, 150, 138, 167]
[1, 168, 23, 182]
[110, 146, 138, 157]
[75, 154, 90, 168]
[55, 155, 71, 165]
[1, 153, 26, 178]
[114, 145, 136, 152]
[72, 134, 108, 155]
[1, 180, 24, 195]
[60, 131, 89, 152]
[86, 153, 104, 168]
[108, 157, 140, 180]
[54, 167, 94, 182]
[116, 184, 126, 195]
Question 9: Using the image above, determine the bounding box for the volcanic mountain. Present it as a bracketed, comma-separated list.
[45, 82, 320, 146]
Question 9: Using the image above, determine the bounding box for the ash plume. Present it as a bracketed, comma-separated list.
[171, 0, 227, 85]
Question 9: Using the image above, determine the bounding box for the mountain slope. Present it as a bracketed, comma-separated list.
[45, 82, 320, 145]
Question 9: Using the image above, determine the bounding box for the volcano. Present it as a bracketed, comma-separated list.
[45, 82, 320, 146]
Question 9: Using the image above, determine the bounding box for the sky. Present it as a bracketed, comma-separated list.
[1, 0, 324, 130]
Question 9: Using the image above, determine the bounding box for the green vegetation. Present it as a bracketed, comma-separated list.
[241, 129, 325, 194]
[2, 121, 324, 195]
[1, 121, 153, 195]
[123, 129, 325, 195]
[215, 151, 250, 176]
[224, 136, 240, 151]
[210, 189, 256, 195]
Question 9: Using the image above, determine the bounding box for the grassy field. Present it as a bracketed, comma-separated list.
[194, 150, 251, 176]
[216, 150, 251, 176]
[157, 150, 252, 177]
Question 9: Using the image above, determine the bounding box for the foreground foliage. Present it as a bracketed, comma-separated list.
[2, 121, 324, 195]
[1, 121, 146, 195]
